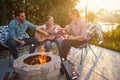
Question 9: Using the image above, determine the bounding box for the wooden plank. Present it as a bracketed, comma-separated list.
[68, 45, 120, 80]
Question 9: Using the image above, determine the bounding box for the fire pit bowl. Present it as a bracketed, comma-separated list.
[24, 55, 51, 65]
[13, 52, 61, 80]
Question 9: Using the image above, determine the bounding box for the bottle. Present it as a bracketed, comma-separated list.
[38, 45, 46, 52]
[40, 45, 46, 52]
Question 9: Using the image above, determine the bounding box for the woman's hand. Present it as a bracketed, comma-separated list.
[44, 32, 49, 36]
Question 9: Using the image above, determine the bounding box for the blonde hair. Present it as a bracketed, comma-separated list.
[45, 15, 53, 21]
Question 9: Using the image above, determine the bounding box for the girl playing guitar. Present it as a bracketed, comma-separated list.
[35, 15, 64, 52]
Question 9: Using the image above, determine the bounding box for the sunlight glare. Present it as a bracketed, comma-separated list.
[76, 0, 120, 11]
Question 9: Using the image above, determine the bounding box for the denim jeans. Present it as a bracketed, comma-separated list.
[6, 37, 38, 59]
[45, 38, 62, 54]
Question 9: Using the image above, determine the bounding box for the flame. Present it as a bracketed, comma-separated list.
[38, 52, 46, 64]
[37, 45, 46, 64]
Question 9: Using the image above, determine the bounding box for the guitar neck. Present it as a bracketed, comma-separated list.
[35, 30, 67, 42]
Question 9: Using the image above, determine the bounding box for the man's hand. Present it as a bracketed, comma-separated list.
[13, 37, 25, 46]
[20, 41, 25, 46]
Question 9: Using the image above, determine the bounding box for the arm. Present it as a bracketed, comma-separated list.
[63, 25, 69, 32]
[68, 35, 84, 40]
[8, 21, 25, 45]
[66, 21, 86, 41]
[27, 21, 49, 36]
[13, 37, 25, 45]
[35, 26, 49, 36]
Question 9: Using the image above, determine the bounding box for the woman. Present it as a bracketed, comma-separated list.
[41, 16, 63, 53]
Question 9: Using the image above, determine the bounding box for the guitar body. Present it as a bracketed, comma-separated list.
[35, 30, 56, 42]
[35, 28, 66, 42]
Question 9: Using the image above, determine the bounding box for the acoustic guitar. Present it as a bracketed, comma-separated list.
[35, 29, 66, 42]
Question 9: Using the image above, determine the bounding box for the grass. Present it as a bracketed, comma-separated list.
[91, 37, 120, 52]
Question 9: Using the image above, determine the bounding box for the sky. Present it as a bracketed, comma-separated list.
[76, 0, 120, 11]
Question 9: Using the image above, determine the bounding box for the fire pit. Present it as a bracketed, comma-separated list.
[13, 52, 61, 80]
[24, 55, 51, 65]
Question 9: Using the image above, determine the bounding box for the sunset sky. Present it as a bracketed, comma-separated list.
[76, 0, 120, 11]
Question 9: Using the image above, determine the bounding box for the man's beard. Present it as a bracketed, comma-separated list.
[20, 19, 26, 23]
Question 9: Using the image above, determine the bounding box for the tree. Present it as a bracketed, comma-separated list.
[24, 0, 79, 36]
[24, 0, 79, 27]
[87, 11, 96, 22]
[0, 0, 23, 25]
[0, 0, 78, 26]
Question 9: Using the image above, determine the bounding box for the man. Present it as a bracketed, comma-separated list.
[59, 8, 88, 76]
[60, 8, 88, 61]
[6, 8, 48, 59]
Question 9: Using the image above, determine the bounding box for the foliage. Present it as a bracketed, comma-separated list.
[0, 0, 24, 25]
[24, 0, 78, 26]
[1, 0, 120, 52]
[91, 24, 120, 52]
[87, 11, 96, 22]
[0, 0, 78, 36]
[0, 0, 78, 26]
[24, 0, 78, 36]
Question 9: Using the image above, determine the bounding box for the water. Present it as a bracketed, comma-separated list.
[99, 22, 118, 32]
